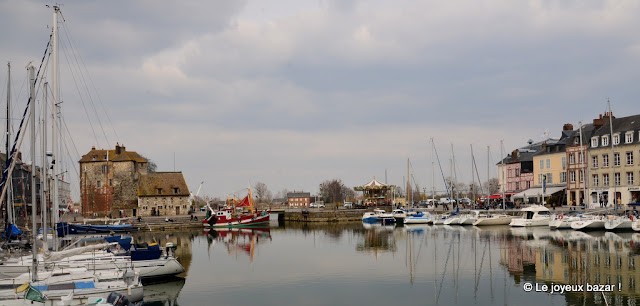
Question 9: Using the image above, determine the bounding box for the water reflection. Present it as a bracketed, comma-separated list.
[204, 227, 272, 262]
[125, 223, 640, 305]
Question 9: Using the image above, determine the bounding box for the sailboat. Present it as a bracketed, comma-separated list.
[203, 188, 270, 227]
[0, 6, 144, 305]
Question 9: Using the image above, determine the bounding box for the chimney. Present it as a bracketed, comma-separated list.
[511, 150, 518, 162]
[115, 143, 122, 155]
[593, 114, 604, 130]
[563, 123, 573, 131]
[91, 146, 95, 151]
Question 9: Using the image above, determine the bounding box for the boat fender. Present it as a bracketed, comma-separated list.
[558, 215, 563, 220]
[631, 216, 634, 221]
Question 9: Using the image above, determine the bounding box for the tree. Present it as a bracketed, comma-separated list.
[319, 179, 350, 204]
[483, 178, 500, 195]
[139, 154, 157, 172]
[468, 182, 481, 199]
[253, 182, 272, 204]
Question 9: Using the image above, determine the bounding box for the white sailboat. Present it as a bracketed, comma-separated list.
[603, 215, 634, 231]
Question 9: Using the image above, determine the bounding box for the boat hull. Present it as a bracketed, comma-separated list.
[571, 219, 606, 231]
[203, 213, 270, 228]
[56, 222, 138, 237]
[472, 215, 513, 226]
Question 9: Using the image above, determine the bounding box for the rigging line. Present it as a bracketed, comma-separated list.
[0, 35, 51, 204]
[56, 37, 101, 147]
[432, 139, 452, 200]
[60, 20, 117, 144]
[435, 235, 454, 304]
[59, 113, 82, 173]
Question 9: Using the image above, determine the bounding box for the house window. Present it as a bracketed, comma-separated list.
[546, 159, 551, 168]
[626, 132, 633, 144]
[570, 171, 576, 183]
[109, 179, 112, 186]
[102, 165, 108, 174]
[614, 153, 620, 166]
[613, 134, 620, 145]
[592, 156, 598, 168]
[627, 152, 634, 165]
[603, 154, 609, 167]
[538, 174, 544, 184]
[515, 182, 520, 190]
[603, 174, 609, 186]
[157, 188, 163, 195]
[578, 171, 583, 183]
[548, 173, 553, 184]
[579, 153, 584, 164]
[173, 188, 179, 194]
[539, 160, 544, 170]
[560, 172, 567, 183]
[591, 137, 598, 148]
[569, 154, 575, 164]
[614, 173, 621, 186]
[515, 169, 520, 177]
[562, 157, 566, 168]
[574, 138, 579, 145]
[628, 172, 634, 185]
[602, 135, 609, 147]
[97, 180, 101, 187]
[593, 175, 599, 187]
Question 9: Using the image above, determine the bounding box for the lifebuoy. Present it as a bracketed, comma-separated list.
[558, 215, 564, 220]
[630, 215, 634, 221]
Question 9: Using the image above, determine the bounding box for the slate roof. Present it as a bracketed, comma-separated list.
[79, 145, 147, 163]
[591, 114, 640, 144]
[138, 172, 190, 197]
[287, 192, 311, 198]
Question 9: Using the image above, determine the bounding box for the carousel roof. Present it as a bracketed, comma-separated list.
[355, 178, 389, 190]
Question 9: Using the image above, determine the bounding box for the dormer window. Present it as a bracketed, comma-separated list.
[157, 188, 163, 195]
[626, 132, 633, 144]
[92, 156, 97, 161]
[103, 155, 108, 160]
[591, 137, 598, 148]
[574, 138, 579, 145]
[602, 135, 609, 147]
[613, 133, 620, 145]
[173, 188, 179, 194]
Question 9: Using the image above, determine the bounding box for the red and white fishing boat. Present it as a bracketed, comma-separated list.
[202, 188, 270, 227]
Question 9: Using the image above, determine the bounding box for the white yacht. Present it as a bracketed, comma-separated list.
[509, 205, 552, 227]
[549, 211, 583, 230]
[571, 215, 606, 231]
[404, 211, 433, 224]
[604, 215, 634, 231]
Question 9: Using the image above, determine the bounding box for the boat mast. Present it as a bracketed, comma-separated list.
[431, 138, 435, 203]
[51, 5, 60, 250]
[579, 120, 586, 209]
[471, 144, 475, 207]
[487, 145, 490, 206]
[500, 140, 505, 211]
[41, 82, 48, 243]
[406, 158, 410, 208]
[28, 64, 38, 282]
[608, 100, 616, 214]
[5, 62, 12, 227]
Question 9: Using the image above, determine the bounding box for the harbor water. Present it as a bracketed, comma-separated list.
[134, 219, 640, 306]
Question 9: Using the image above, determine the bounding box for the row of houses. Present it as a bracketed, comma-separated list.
[498, 112, 640, 208]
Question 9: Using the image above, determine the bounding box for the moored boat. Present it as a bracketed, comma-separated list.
[549, 211, 582, 230]
[472, 213, 513, 226]
[571, 215, 606, 231]
[203, 188, 270, 227]
[604, 215, 634, 231]
[509, 205, 551, 227]
[404, 211, 432, 224]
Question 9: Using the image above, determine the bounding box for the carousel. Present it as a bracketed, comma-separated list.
[354, 178, 396, 206]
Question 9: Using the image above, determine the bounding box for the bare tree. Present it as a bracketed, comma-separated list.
[319, 179, 350, 203]
[483, 178, 500, 195]
[275, 189, 290, 199]
[139, 154, 157, 172]
[253, 182, 272, 204]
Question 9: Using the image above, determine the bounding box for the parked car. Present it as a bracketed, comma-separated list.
[310, 203, 325, 208]
[344, 202, 353, 208]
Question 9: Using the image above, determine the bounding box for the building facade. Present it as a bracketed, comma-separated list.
[287, 192, 311, 207]
[137, 172, 190, 217]
[588, 113, 640, 207]
[79, 144, 148, 217]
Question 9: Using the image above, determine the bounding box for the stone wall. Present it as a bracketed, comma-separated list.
[138, 195, 190, 217]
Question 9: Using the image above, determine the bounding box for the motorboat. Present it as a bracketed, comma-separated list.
[362, 209, 391, 223]
[571, 215, 606, 231]
[549, 211, 582, 230]
[391, 209, 407, 223]
[604, 215, 634, 231]
[457, 210, 484, 225]
[404, 211, 433, 224]
[509, 205, 552, 227]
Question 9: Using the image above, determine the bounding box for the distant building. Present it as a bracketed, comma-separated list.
[79, 144, 148, 217]
[137, 172, 190, 217]
[287, 192, 311, 207]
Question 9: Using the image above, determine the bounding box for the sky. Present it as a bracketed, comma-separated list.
[1, 0, 640, 201]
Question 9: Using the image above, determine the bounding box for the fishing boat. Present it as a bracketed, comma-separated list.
[203, 188, 270, 227]
[509, 205, 551, 227]
[548, 211, 583, 230]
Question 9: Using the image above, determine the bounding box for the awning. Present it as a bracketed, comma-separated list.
[513, 186, 566, 198]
